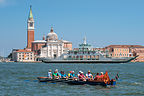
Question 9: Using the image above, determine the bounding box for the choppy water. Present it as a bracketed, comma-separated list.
[0, 62, 144, 96]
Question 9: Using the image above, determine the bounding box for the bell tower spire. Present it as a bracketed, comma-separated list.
[29, 5, 33, 19]
[83, 36, 87, 45]
[27, 5, 35, 49]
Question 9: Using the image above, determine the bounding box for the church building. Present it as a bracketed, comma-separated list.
[39, 27, 72, 59]
[26, 6, 73, 59]
[32, 27, 72, 59]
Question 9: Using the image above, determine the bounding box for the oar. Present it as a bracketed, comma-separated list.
[115, 72, 120, 80]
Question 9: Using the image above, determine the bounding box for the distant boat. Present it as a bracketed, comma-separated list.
[42, 56, 137, 63]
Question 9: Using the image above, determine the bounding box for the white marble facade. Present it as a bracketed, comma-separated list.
[40, 41, 64, 59]
[40, 27, 68, 59]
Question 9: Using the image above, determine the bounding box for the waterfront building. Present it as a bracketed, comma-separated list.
[105, 45, 144, 62]
[12, 49, 34, 62]
[105, 45, 133, 57]
[39, 27, 72, 59]
[26, 6, 35, 50]
[130, 46, 144, 62]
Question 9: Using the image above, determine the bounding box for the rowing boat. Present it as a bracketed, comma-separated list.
[37, 77, 116, 86]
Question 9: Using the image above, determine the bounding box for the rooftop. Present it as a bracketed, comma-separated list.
[16, 49, 33, 53]
[106, 45, 144, 48]
[32, 40, 46, 43]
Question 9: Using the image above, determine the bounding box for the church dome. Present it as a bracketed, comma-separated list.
[46, 27, 58, 41]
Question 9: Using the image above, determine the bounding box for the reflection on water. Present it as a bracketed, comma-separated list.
[0, 62, 144, 96]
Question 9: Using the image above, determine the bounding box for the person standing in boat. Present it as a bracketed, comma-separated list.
[48, 69, 52, 79]
[86, 70, 93, 80]
[53, 69, 61, 79]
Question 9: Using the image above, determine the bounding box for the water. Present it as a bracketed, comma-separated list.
[0, 62, 144, 96]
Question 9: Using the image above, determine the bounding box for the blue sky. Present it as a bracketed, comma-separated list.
[0, 0, 144, 56]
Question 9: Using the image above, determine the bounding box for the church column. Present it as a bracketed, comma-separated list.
[51, 44, 53, 58]
[47, 44, 48, 57]
[57, 44, 59, 57]
[61, 43, 63, 54]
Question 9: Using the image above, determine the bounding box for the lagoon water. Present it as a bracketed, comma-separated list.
[0, 62, 144, 96]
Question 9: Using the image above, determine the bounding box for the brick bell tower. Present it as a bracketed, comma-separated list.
[27, 5, 34, 49]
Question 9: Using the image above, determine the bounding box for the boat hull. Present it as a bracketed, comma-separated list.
[67, 80, 107, 86]
[42, 56, 137, 63]
[37, 77, 116, 86]
[37, 77, 71, 83]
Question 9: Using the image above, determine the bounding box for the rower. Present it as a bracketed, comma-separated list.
[60, 71, 67, 79]
[68, 71, 76, 79]
[94, 73, 101, 81]
[78, 71, 86, 81]
[47, 69, 52, 79]
[68, 71, 72, 78]
[100, 72, 104, 80]
[86, 70, 93, 80]
[71, 71, 75, 78]
[71, 71, 77, 80]
[53, 69, 60, 79]
[77, 71, 82, 77]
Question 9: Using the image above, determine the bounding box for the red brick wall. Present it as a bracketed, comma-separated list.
[27, 30, 34, 48]
[32, 43, 45, 55]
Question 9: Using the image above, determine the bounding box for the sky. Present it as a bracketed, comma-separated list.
[0, 0, 144, 57]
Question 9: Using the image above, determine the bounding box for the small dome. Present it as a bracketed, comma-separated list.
[46, 27, 58, 41]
